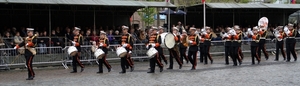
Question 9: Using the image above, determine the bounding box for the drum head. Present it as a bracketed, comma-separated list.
[258, 17, 268, 28]
[160, 32, 168, 48]
[164, 33, 175, 49]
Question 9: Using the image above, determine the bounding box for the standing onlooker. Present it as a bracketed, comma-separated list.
[107, 30, 115, 44]
[176, 21, 185, 34]
[84, 29, 91, 45]
[3, 32, 14, 48]
[14, 32, 24, 45]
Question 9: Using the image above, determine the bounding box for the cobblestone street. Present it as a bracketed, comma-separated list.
[1, 55, 300, 86]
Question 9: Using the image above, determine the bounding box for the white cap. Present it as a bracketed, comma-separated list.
[122, 25, 129, 29]
[159, 26, 164, 29]
[100, 31, 106, 35]
[288, 23, 294, 27]
[26, 28, 34, 31]
[173, 27, 178, 31]
[74, 27, 81, 30]
[182, 30, 187, 33]
[190, 27, 196, 30]
[253, 26, 259, 30]
[152, 26, 158, 30]
[234, 25, 240, 29]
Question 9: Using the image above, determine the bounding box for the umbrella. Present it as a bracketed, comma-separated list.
[159, 9, 175, 15]
[175, 10, 186, 15]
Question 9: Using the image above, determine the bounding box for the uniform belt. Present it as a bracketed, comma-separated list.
[205, 39, 211, 41]
[260, 37, 266, 39]
[287, 37, 295, 38]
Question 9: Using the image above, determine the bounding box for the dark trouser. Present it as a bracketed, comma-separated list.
[72, 52, 84, 72]
[199, 45, 204, 63]
[25, 55, 35, 78]
[98, 55, 111, 72]
[180, 47, 189, 63]
[286, 38, 297, 61]
[225, 46, 231, 64]
[238, 46, 244, 60]
[203, 45, 213, 64]
[125, 53, 134, 69]
[149, 53, 163, 72]
[168, 49, 182, 68]
[251, 46, 260, 64]
[275, 41, 286, 60]
[231, 46, 239, 65]
[158, 47, 167, 64]
[121, 53, 133, 72]
[188, 50, 197, 69]
[258, 39, 269, 60]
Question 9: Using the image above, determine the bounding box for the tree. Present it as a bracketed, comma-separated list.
[138, 7, 156, 26]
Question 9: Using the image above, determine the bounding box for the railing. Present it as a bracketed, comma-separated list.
[1, 38, 300, 70]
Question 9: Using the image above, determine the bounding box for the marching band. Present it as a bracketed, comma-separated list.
[16, 17, 299, 79]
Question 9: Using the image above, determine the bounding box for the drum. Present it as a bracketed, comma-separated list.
[164, 33, 176, 49]
[94, 49, 105, 59]
[160, 32, 168, 48]
[68, 46, 78, 56]
[116, 47, 127, 58]
[258, 17, 268, 30]
[146, 47, 158, 58]
[18, 47, 25, 55]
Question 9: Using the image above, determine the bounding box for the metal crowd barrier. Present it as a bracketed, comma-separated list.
[1, 38, 300, 70]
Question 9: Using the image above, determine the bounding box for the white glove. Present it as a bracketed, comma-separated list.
[99, 43, 103, 47]
[71, 41, 76, 46]
[13, 46, 17, 49]
[249, 31, 254, 36]
[122, 43, 128, 48]
[129, 51, 132, 54]
[151, 43, 155, 47]
[189, 40, 193, 43]
[146, 45, 149, 49]
[26, 43, 29, 47]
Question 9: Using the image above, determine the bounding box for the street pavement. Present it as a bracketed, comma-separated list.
[0, 54, 300, 86]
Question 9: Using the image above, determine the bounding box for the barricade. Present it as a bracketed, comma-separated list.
[1, 38, 300, 70]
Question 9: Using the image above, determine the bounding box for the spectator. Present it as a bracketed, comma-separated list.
[130, 28, 137, 43]
[90, 30, 99, 43]
[3, 31, 14, 48]
[107, 30, 115, 44]
[84, 29, 91, 45]
[65, 27, 73, 46]
[176, 21, 184, 34]
[55, 27, 63, 36]
[51, 30, 60, 47]
[114, 30, 121, 44]
[138, 30, 147, 43]
[20, 27, 27, 37]
[14, 32, 24, 45]
[38, 31, 48, 54]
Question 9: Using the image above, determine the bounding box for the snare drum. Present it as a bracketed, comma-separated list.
[116, 47, 127, 58]
[68, 46, 78, 56]
[94, 49, 105, 59]
[146, 47, 158, 58]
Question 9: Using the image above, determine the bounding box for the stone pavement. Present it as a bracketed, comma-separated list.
[0, 54, 300, 86]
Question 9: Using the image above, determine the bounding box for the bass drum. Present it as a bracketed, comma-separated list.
[258, 17, 268, 30]
[164, 33, 176, 49]
[160, 32, 168, 48]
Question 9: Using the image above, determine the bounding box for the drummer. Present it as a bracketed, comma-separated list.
[167, 27, 182, 70]
[119, 25, 134, 74]
[188, 27, 200, 70]
[70, 27, 85, 73]
[158, 26, 168, 64]
[96, 31, 112, 73]
[146, 26, 163, 73]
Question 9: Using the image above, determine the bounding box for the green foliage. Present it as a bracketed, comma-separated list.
[240, 0, 249, 3]
[138, 7, 156, 26]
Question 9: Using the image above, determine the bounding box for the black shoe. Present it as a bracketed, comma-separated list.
[274, 59, 278, 61]
[81, 68, 84, 72]
[233, 64, 237, 66]
[26, 77, 34, 80]
[119, 71, 126, 74]
[200, 61, 203, 63]
[258, 61, 260, 64]
[130, 66, 134, 72]
[165, 61, 168, 65]
[108, 68, 111, 72]
[266, 57, 269, 60]
[283, 58, 286, 60]
[97, 71, 103, 73]
[126, 66, 129, 69]
[294, 59, 297, 61]
[286, 60, 290, 62]
[225, 63, 229, 65]
[167, 67, 173, 70]
[147, 71, 154, 73]
[179, 65, 182, 69]
[239, 62, 242, 65]
[211, 60, 213, 64]
[160, 67, 163, 72]
[70, 71, 77, 73]
[204, 63, 208, 65]
[191, 68, 195, 70]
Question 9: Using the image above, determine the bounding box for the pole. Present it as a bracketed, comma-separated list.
[94, 7, 96, 32]
[48, 6, 51, 47]
[203, 1, 206, 28]
[168, 8, 170, 32]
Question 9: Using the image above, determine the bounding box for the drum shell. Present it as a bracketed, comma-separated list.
[94, 49, 105, 59]
[68, 46, 78, 56]
[116, 47, 127, 58]
[146, 48, 158, 58]
[164, 33, 176, 49]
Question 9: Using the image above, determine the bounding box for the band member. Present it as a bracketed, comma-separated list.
[179, 30, 189, 64]
[167, 27, 183, 69]
[202, 27, 213, 64]
[188, 27, 200, 70]
[274, 26, 286, 61]
[258, 26, 269, 60]
[119, 26, 134, 74]
[285, 24, 297, 62]
[70, 27, 85, 73]
[222, 27, 232, 65]
[97, 31, 112, 73]
[158, 26, 168, 64]
[248, 27, 261, 64]
[146, 27, 163, 73]
[199, 28, 205, 63]
[14, 28, 37, 80]
[232, 27, 243, 66]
